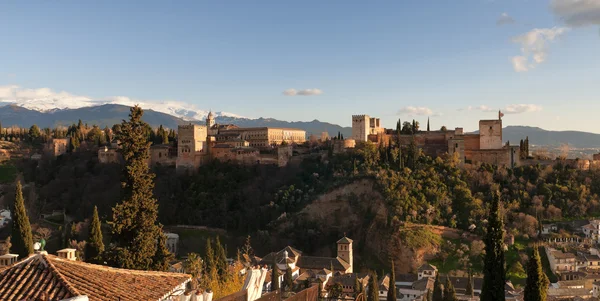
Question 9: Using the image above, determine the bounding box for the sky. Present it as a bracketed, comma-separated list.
[1, 0, 599, 132]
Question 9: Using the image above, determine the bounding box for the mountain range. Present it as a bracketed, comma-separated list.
[0, 103, 599, 149]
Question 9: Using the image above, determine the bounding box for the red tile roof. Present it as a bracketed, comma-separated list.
[0, 253, 191, 301]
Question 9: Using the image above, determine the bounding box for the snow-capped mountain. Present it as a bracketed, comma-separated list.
[0, 85, 243, 121]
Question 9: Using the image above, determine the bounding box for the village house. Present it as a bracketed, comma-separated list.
[583, 220, 600, 243]
[0, 249, 191, 301]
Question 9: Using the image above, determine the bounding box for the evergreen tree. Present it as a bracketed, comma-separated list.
[108, 106, 163, 270]
[443, 277, 457, 301]
[205, 238, 216, 275]
[433, 274, 443, 301]
[524, 246, 549, 301]
[465, 271, 474, 297]
[271, 258, 280, 291]
[387, 261, 396, 301]
[28, 125, 41, 140]
[367, 272, 379, 301]
[11, 181, 33, 258]
[85, 206, 105, 263]
[355, 276, 363, 296]
[215, 236, 228, 277]
[427, 117, 430, 132]
[152, 231, 174, 271]
[284, 264, 293, 292]
[481, 190, 506, 301]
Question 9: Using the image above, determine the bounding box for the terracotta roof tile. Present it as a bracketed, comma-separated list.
[0, 254, 191, 301]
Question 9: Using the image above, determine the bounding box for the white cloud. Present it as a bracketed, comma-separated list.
[497, 12, 515, 25]
[398, 106, 434, 116]
[511, 56, 530, 72]
[459, 104, 542, 114]
[510, 27, 568, 72]
[551, 0, 600, 27]
[504, 104, 543, 114]
[0, 85, 243, 120]
[282, 88, 323, 96]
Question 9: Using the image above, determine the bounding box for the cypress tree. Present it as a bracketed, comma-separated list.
[109, 106, 163, 270]
[387, 261, 396, 301]
[443, 277, 457, 301]
[215, 236, 228, 277]
[432, 274, 443, 301]
[205, 238, 216, 275]
[367, 272, 379, 301]
[355, 276, 363, 296]
[152, 231, 174, 271]
[481, 190, 506, 301]
[465, 271, 474, 297]
[284, 264, 293, 292]
[524, 246, 549, 301]
[427, 117, 430, 132]
[85, 206, 105, 263]
[271, 258, 280, 291]
[11, 181, 33, 258]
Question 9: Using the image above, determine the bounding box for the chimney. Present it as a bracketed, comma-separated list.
[283, 250, 288, 262]
[0, 254, 18, 267]
[57, 248, 77, 261]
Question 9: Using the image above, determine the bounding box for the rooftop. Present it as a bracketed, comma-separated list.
[297, 256, 350, 271]
[0, 253, 191, 301]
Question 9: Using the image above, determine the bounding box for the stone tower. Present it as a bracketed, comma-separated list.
[206, 111, 215, 128]
[351, 115, 370, 142]
[337, 237, 353, 273]
[176, 124, 208, 172]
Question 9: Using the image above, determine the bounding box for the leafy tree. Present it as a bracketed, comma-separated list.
[433, 274, 443, 301]
[11, 181, 34, 258]
[85, 206, 104, 263]
[440, 126, 447, 132]
[387, 261, 396, 301]
[271, 258, 280, 291]
[443, 277, 457, 301]
[185, 253, 203, 289]
[242, 235, 254, 259]
[524, 247, 549, 301]
[481, 190, 506, 301]
[284, 265, 293, 292]
[108, 106, 164, 270]
[28, 125, 41, 140]
[367, 272, 379, 301]
[329, 282, 343, 299]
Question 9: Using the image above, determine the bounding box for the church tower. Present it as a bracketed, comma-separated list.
[206, 111, 215, 128]
[337, 236, 353, 273]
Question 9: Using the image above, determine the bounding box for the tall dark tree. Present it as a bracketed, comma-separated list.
[271, 258, 280, 292]
[481, 190, 506, 301]
[367, 272, 379, 301]
[284, 265, 293, 292]
[11, 181, 33, 258]
[427, 117, 430, 132]
[524, 246, 549, 301]
[28, 125, 41, 140]
[215, 236, 228, 277]
[387, 261, 397, 301]
[85, 206, 104, 263]
[152, 231, 174, 271]
[205, 238, 216, 275]
[443, 277, 458, 301]
[355, 276, 363, 296]
[108, 106, 165, 270]
[432, 274, 443, 301]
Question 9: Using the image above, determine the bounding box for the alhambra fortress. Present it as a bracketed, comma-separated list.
[82, 110, 596, 170]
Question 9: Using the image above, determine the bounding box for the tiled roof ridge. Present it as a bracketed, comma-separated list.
[46, 254, 191, 278]
[42, 254, 82, 297]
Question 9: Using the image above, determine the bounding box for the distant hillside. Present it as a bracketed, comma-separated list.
[503, 126, 600, 149]
[0, 104, 353, 137]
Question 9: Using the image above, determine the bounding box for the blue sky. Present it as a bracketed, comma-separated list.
[1, 0, 599, 132]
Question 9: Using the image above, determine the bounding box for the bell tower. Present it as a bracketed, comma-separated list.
[336, 236, 353, 273]
[206, 111, 215, 128]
